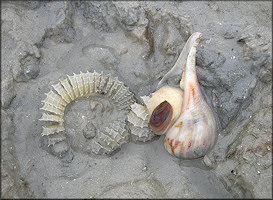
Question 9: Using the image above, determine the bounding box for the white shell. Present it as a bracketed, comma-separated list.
[40, 71, 135, 156]
[139, 32, 217, 159]
[162, 32, 217, 159]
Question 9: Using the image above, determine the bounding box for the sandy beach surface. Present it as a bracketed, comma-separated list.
[1, 1, 272, 198]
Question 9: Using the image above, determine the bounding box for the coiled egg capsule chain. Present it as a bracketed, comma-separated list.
[39, 71, 135, 155]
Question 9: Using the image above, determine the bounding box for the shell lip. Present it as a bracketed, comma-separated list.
[148, 100, 173, 135]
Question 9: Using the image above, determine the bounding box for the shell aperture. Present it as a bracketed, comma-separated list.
[144, 86, 184, 135]
[157, 32, 203, 89]
[149, 100, 173, 135]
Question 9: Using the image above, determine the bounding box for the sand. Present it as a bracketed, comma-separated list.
[1, 1, 272, 198]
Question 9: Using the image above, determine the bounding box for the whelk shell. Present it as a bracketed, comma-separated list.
[130, 32, 217, 159]
[163, 32, 216, 159]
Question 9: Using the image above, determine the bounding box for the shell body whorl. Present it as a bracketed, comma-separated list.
[164, 95, 216, 159]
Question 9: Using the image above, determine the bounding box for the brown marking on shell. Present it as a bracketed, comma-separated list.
[174, 121, 183, 128]
[188, 141, 192, 149]
[165, 135, 189, 155]
[186, 82, 195, 110]
[166, 137, 182, 154]
[174, 140, 180, 150]
[165, 138, 174, 154]
[149, 100, 173, 135]
[190, 82, 195, 97]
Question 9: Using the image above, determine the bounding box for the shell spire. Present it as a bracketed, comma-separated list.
[157, 32, 202, 89]
[180, 32, 203, 110]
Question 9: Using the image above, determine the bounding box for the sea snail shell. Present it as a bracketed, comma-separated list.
[147, 32, 217, 159]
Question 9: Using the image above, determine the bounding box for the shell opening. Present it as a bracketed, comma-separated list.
[149, 100, 173, 135]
